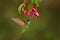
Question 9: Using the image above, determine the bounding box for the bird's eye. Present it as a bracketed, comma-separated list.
[27, 19, 30, 22]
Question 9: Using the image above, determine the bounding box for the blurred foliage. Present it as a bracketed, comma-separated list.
[0, 0, 60, 40]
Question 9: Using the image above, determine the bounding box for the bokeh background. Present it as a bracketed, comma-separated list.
[0, 0, 60, 40]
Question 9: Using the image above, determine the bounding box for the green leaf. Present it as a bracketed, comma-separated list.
[27, 2, 32, 11]
[31, 0, 42, 7]
[21, 7, 24, 12]
[31, 0, 35, 4]
[18, 3, 24, 14]
[35, 0, 39, 6]
[38, 0, 42, 4]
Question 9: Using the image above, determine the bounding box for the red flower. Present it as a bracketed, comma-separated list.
[23, 7, 26, 16]
[28, 9, 32, 16]
[23, 6, 40, 19]
[28, 7, 40, 17]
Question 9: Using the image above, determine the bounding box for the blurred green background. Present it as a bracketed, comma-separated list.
[0, 0, 60, 40]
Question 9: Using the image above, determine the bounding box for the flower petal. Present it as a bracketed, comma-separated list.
[28, 9, 32, 16]
[32, 11, 40, 17]
[35, 12, 40, 16]
[24, 10, 26, 16]
[32, 8, 37, 12]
